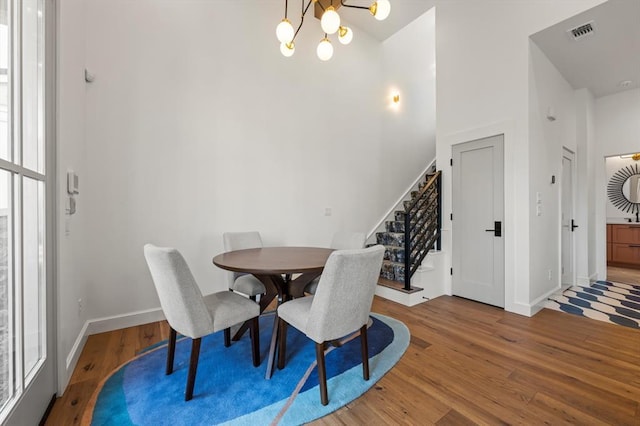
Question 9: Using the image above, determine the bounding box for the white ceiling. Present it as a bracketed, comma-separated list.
[338, 0, 435, 41]
[531, 0, 640, 98]
[330, 0, 639, 98]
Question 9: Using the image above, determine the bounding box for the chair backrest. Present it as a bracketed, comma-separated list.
[143, 244, 213, 338]
[330, 231, 366, 250]
[222, 232, 263, 286]
[306, 245, 385, 343]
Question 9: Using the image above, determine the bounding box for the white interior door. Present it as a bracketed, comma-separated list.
[452, 135, 505, 308]
[561, 148, 575, 287]
[1, 0, 56, 423]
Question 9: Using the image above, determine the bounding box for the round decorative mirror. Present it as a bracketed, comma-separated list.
[607, 163, 640, 214]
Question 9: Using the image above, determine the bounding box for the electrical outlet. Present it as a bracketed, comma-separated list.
[324, 207, 332, 216]
[547, 269, 552, 281]
[78, 298, 83, 314]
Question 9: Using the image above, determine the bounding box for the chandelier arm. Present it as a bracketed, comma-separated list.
[340, 0, 369, 11]
[292, 0, 314, 41]
[284, 0, 288, 18]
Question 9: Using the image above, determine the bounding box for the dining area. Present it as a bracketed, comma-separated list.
[123, 230, 411, 425]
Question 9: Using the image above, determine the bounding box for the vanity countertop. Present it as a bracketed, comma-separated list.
[607, 218, 640, 224]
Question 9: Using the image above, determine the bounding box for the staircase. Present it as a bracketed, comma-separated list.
[375, 170, 442, 293]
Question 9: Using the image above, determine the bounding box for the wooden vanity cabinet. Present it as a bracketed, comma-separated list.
[607, 224, 640, 269]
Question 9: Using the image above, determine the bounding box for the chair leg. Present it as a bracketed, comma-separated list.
[185, 338, 201, 401]
[250, 317, 260, 367]
[277, 318, 288, 370]
[166, 327, 177, 375]
[223, 328, 231, 347]
[360, 324, 370, 381]
[315, 342, 328, 406]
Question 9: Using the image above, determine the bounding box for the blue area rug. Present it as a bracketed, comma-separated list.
[86, 313, 409, 425]
[546, 280, 640, 329]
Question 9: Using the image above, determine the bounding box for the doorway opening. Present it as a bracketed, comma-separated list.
[604, 153, 640, 284]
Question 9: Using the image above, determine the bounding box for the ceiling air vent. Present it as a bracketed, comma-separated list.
[567, 20, 596, 41]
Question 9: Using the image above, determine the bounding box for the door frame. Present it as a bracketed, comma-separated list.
[560, 147, 576, 289]
[451, 134, 505, 307]
[441, 120, 533, 315]
[3, 0, 57, 422]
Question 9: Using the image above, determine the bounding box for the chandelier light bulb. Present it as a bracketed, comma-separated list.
[280, 41, 295, 57]
[317, 37, 334, 61]
[370, 0, 391, 21]
[276, 18, 295, 43]
[338, 26, 353, 45]
[321, 6, 341, 34]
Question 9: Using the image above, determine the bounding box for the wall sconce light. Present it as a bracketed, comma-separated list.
[393, 94, 400, 103]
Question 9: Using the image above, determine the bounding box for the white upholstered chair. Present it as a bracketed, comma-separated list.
[303, 231, 366, 295]
[222, 232, 268, 346]
[275, 245, 385, 405]
[143, 244, 260, 401]
[223, 232, 267, 299]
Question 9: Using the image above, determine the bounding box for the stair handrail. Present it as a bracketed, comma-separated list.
[403, 170, 442, 290]
[404, 171, 440, 213]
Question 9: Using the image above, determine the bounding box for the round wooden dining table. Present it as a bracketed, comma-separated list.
[213, 246, 334, 378]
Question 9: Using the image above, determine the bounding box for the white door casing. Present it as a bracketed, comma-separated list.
[452, 135, 505, 308]
[561, 148, 576, 287]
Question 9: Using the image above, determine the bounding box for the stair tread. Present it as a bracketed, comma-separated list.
[383, 259, 406, 267]
[377, 278, 423, 294]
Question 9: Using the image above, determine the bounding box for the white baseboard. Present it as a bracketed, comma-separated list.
[576, 276, 591, 286]
[60, 307, 166, 395]
[86, 307, 166, 335]
[528, 287, 561, 316]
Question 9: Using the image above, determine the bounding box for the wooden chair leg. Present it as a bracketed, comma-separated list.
[185, 338, 201, 401]
[166, 327, 177, 375]
[315, 342, 328, 406]
[360, 324, 370, 381]
[223, 328, 231, 347]
[277, 319, 288, 370]
[250, 317, 260, 367]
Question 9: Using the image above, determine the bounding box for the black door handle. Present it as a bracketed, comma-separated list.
[485, 221, 502, 237]
[571, 219, 578, 232]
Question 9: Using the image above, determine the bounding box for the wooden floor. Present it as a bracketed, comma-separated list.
[45, 295, 640, 425]
[608, 265, 640, 285]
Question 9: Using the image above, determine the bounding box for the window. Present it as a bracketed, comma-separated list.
[0, 0, 47, 420]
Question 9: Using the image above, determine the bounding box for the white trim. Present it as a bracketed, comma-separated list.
[366, 157, 436, 240]
[529, 287, 559, 316]
[59, 307, 166, 395]
[61, 320, 88, 391]
[576, 275, 592, 286]
[86, 307, 166, 336]
[441, 120, 521, 314]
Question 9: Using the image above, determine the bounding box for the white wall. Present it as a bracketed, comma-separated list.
[595, 88, 640, 279]
[434, 0, 605, 315]
[78, 1, 437, 316]
[56, 0, 89, 392]
[81, 0, 380, 317]
[575, 88, 597, 284]
[379, 9, 436, 204]
[528, 40, 577, 301]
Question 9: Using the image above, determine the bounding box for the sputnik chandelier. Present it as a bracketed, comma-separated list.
[276, 0, 391, 61]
